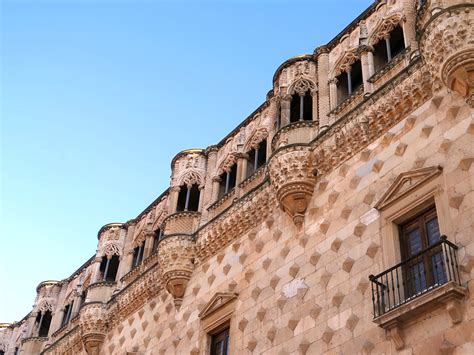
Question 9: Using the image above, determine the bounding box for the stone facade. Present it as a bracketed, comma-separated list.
[1, 1, 473, 354]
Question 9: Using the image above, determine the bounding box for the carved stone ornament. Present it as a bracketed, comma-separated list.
[37, 300, 54, 313]
[288, 78, 317, 96]
[157, 235, 196, 308]
[375, 166, 442, 210]
[244, 128, 268, 151]
[368, 13, 404, 46]
[268, 145, 316, 227]
[79, 303, 107, 355]
[98, 240, 122, 258]
[332, 49, 360, 78]
[421, 6, 474, 107]
[198, 292, 238, 319]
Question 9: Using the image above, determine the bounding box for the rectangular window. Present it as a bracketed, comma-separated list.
[211, 327, 229, 355]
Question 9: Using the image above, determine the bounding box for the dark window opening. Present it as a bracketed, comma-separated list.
[61, 302, 73, 327]
[399, 206, 445, 298]
[336, 60, 363, 104]
[218, 164, 237, 199]
[79, 290, 87, 310]
[37, 310, 52, 337]
[61, 304, 70, 326]
[99, 255, 119, 281]
[290, 94, 300, 122]
[211, 327, 230, 355]
[373, 39, 389, 72]
[373, 25, 406, 72]
[336, 72, 349, 105]
[152, 229, 163, 252]
[290, 91, 312, 123]
[132, 244, 144, 269]
[177, 184, 200, 212]
[246, 140, 267, 177]
[350, 60, 363, 92]
[389, 25, 405, 58]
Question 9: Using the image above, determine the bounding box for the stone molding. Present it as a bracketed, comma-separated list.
[375, 166, 443, 210]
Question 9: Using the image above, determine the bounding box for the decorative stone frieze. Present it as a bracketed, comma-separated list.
[196, 181, 275, 262]
[157, 235, 196, 308]
[420, 5, 474, 107]
[268, 145, 316, 227]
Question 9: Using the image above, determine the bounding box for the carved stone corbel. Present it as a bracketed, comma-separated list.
[385, 320, 404, 350]
[446, 299, 463, 324]
[157, 234, 196, 309]
[268, 145, 316, 227]
[79, 303, 107, 355]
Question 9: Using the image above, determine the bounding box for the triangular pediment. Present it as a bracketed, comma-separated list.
[198, 292, 238, 319]
[375, 166, 442, 210]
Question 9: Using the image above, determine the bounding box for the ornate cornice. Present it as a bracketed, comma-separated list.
[196, 180, 276, 262]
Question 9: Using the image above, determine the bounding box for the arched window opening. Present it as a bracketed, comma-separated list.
[373, 25, 406, 72]
[36, 310, 52, 337]
[131, 243, 144, 269]
[61, 301, 74, 327]
[152, 229, 163, 252]
[246, 139, 267, 177]
[177, 183, 200, 212]
[336, 59, 363, 104]
[218, 164, 237, 199]
[100, 255, 120, 281]
[290, 90, 312, 123]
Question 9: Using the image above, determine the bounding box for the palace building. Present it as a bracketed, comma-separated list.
[1, 0, 473, 354]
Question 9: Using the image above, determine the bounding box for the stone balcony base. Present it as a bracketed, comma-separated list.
[373, 282, 469, 350]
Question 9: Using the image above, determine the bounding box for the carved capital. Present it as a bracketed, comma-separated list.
[268, 145, 316, 227]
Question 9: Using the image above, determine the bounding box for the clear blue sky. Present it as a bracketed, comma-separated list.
[0, 0, 372, 323]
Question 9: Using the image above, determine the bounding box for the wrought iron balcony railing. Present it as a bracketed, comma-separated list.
[369, 235, 461, 318]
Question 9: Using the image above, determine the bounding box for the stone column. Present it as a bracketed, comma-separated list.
[202, 145, 218, 209]
[268, 96, 279, 131]
[56, 308, 66, 330]
[316, 46, 330, 131]
[168, 186, 181, 214]
[71, 291, 82, 318]
[116, 221, 135, 281]
[311, 90, 319, 126]
[143, 231, 154, 259]
[402, 0, 418, 51]
[236, 153, 248, 184]
[329, 78, 338, 111]
[91, 257, 102, 283]
[197, 186, 205, 211]
[360, 46, 374, 94]
[26, 312, 38, 337]
[280, 95, 291, 127]
[211, 176, 221, 203]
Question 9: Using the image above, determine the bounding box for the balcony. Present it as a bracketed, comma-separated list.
[162, 211, 201, 236]
[271, 120, 318, 150]
[369, 236, 467, 349]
